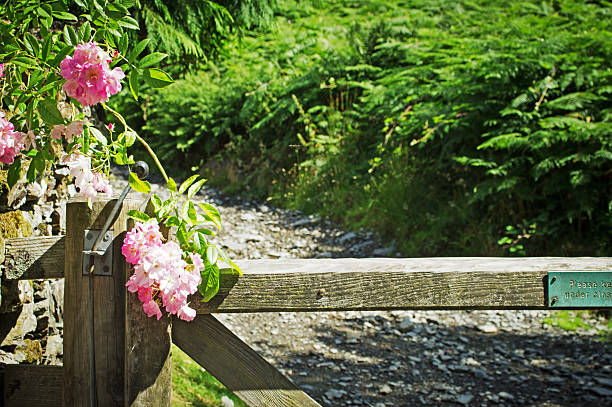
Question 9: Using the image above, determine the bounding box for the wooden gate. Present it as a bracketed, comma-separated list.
[2, 196, 611, 406]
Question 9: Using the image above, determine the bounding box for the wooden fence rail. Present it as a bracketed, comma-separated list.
[1, 197, 611, 406]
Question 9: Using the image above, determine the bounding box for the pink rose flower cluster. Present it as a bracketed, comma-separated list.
[50, 120, 85, 142]
[123, 220, 203, 321]
[63, 152, 112, 198]
[0, 112, 25, 164]
[60, 42, 125, 107]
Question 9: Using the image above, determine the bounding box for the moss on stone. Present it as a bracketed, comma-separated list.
[20, 339, 43, 363]
[0, 169, 8, 193]
[0, 210, 32, 238]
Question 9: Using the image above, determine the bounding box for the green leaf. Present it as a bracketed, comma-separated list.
[127, 38, 150, 64]
[24, 33, 40, 57]
[142, 68, 173, 88]
[176, 224, 191, 245]
[51, 45, 73, 67]
[215, 245, 241, 274]
[200, 264, 220, 302]
[52, 11, 78, 21]
[89, 127, 107, 145]
[167, 177, 177, 192]
[127, 210, 150, 222]
[79, 22, 92, 42]
[192, 233, 201, 251]
[129, 69, 139, 101]
[114, 151, 127, 165]
[123, 130, 136, 147]
[26, 99, 36, 130]
[187, 201, 198, 223]
[165, 216, 180, 227]
[179, 175, 199, 194]
[41, 35, 53, 61]
[7, 158, 22, 188]
[151, 194, 162, 211]
[129, 171, 151, 193]
[12, 56, 38, 69]
[63, 25, 78, 46]
[198, 202, 222, 230]
[119, 35, 129, 56]
[188, 179, 206, 199]
[37, 6, 51, 18]
[26, 153, 45, 182]
[119, 16, 139, 30]
[206, 245, 218, 265]
[195, 228, 215, 236]
[138, 52, 167, 68]
[181, 200, 190, 221]
[38, 99, 64, 126]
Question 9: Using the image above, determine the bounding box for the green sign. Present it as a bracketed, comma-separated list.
[548, 271, 612, 308]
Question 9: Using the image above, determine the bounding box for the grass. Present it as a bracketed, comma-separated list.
[543, 311, 612, 342]
[543, 311, 592, 331]
[171, 345, 246, 407]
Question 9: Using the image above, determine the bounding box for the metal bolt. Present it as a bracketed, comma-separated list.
[87, 231, 95, 240]
[103, 233, 110, 242]
[550, 276, 557, 284]
[551, 296, 558, 306]
[103, 265, 110, 274]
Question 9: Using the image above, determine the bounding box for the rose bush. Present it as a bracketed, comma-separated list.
[0, 0, 238, 320]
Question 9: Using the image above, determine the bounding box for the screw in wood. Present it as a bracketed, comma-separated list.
[318, 288, 326, 297]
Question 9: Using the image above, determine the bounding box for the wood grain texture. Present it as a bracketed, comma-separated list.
[64, 196, 168, 406]
[173, 315, 321, 407]
[3, 236, 65, 280]
[194, 257, 612, 313]
[3, 365, 63, 407]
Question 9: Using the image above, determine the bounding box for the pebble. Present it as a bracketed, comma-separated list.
[220, 396, 234, 407]
[588, 386, 612, 397]
[478, 323, 499, 333]
[456, 393, 474, 405]
[379, 384, 392, 394]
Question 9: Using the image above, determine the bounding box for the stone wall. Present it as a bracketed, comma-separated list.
[0, 165, 74, 366]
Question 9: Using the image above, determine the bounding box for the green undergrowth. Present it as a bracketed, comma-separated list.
[116, 0, 612, 257]
[172, 345, 246, 407]
[543, 311, 612, 342]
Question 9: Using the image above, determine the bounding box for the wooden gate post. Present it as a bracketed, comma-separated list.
[63, 197, 171, 406]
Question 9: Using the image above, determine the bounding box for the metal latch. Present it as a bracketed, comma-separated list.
[83, 230, 114, 275]
[81, 161, 149, 276]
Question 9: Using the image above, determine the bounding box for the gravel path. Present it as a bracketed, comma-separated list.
[115, 172, 612, 407]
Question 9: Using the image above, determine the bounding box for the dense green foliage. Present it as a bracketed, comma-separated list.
[124, 0, 612, 256]
[127, 0, 277, 69]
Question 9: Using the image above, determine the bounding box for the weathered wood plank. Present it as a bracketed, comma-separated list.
[64, 197, 170, 406]
[64, 199, 123, 405]
[173, 315, 321, 407]
[194, 257, 612, 313]
[3, 236, 65, 280]
[3, 365, 63, 407]
[125, 200, 172, 407]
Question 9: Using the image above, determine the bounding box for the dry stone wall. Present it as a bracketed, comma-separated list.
[0, 166, 73, 366]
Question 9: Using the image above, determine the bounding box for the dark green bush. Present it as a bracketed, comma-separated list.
[129, 0, 612, 256]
